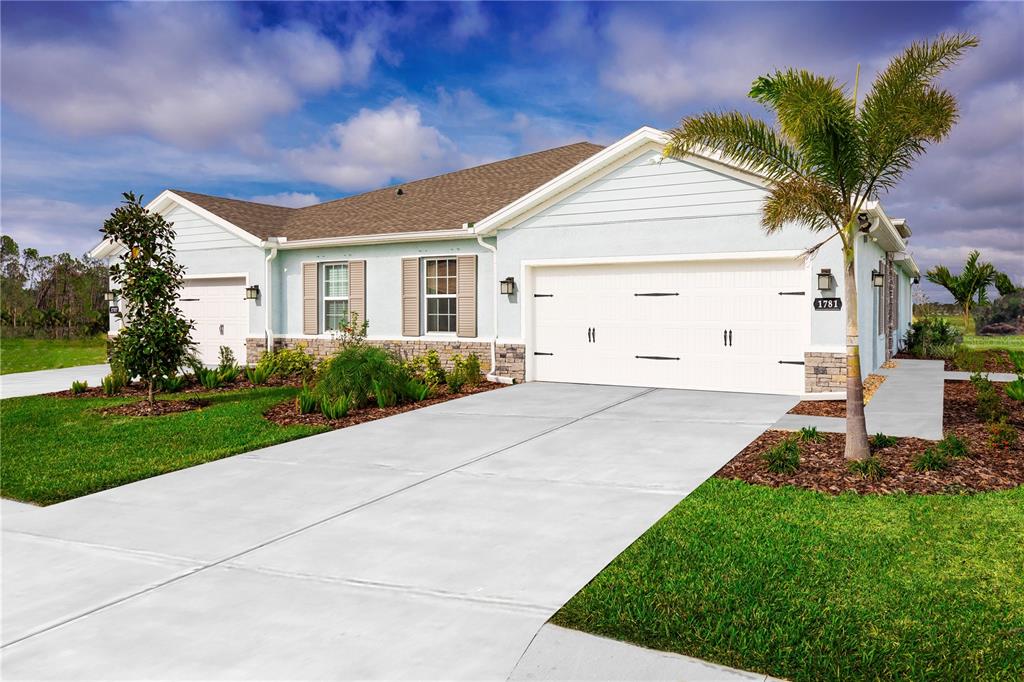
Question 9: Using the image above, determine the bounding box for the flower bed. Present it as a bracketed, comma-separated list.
[96, 398, 210, 417]
[787, 373, 886, 418]
[57, 374, 302, 399]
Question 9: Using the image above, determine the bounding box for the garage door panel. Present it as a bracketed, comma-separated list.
[178, 278, 248, 366]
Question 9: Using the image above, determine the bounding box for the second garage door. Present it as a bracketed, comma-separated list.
[177, 277, 249, 365]
[530, 259, 808, 395]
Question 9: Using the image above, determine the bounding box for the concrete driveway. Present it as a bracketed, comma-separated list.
[2, 382, 795, 680]
[0, 364, 110, 399]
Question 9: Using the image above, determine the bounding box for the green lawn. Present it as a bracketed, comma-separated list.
[554, 478, 1024, 681]
[937, 315, 1024, 352]
[0, 335, 108, 375]
[0, 387, 324, 505]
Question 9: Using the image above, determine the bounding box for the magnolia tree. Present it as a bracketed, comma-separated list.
[101, 192, 194, 404]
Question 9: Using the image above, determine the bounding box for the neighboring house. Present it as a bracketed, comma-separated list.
[90, 127, 918, 397]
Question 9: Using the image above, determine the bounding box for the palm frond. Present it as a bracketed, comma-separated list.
[664, 112, 806, 182]
[761, 176, 844, 234]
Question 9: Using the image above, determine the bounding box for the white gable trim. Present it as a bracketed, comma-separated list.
[472, 126, 771, 236]
[88, 190, 265, 259]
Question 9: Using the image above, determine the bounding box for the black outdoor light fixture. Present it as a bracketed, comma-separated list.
[857, 212, 872, 232]
[872, 270, 885, 288]
[103, 290, 118, 302]
[500, 276, 516, 295]
[244, 284, 260, 300]
[816, 269, 834, 290]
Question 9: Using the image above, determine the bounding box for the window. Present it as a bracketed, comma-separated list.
[322, 262, 349, 332]
[424, 257, 457, 333]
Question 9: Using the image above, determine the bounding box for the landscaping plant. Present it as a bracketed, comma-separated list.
[316, 345, 408, 409]
[926, 250, 998, 331]
[260, 345, 316, 380]
[971, 373, 1006, 423]
[218, 365, 240, 384]
[938, 433, 970, 459]
[402, 379, 431, 402]
[987, 418, 1018, 450]
[371, 377, 398, 408]
[870, 432, 899, 449]
[913, 446, 949, 472]
[423, 349, 445, 386]
[101, 373, 119, 396]
[196, 367, 224, 390]
[762, 437, 800, 474]
[904, 317, 963, 359]
[295, 386, 318, 415]
[246, 364, 272, 386]
[100, 191, 195, 404]
[70, 380, 88, 395]
[664, 34, 977, 460]
[798, 426, 825, 443]
[320, 393, 351, 420]
[160, 374, 187, 393]
[1005, 379, 1024, 402]
[217, 346, 237, 373]
[848, 456, 886, 481]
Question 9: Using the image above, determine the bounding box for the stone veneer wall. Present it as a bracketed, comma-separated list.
[804, 351, 847, 393]
[246, 337, 526, 382]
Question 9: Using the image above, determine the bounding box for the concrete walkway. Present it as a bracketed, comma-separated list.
[0, 364, 110, 399]
[2, 382, 795, 680]
[510, 624, 777, 681]
[774, 359, 946, 439]
[945, 370, 1018, 382]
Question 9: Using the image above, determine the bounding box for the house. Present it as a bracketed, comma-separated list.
[89, 127, 919, 397]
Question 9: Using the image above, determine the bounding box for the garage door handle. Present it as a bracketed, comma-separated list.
[587, 327, 592, 343]
[728, 330, 732, 346]
[723, 330, 727, 347]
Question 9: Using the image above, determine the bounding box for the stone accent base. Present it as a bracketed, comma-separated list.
[256, 337, 527, 383]
[805, 352, 847, 393]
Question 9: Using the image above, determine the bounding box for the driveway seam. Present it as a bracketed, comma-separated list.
[1, 386, 658, 650]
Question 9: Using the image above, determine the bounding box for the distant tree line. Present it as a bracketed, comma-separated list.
[0, 235, 109, 338]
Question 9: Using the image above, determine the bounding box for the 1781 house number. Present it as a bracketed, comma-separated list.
[813, 297, 842, 311]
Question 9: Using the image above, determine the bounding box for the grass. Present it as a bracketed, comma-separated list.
[0, 335, 108, 374]
[553, 478, 1024, 681]
[937, 315, 1024, 352]
[0, 387, 324, 505]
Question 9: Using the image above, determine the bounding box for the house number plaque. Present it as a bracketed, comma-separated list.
[813, 297, 842, 311]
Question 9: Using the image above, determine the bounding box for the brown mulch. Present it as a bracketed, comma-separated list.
[944, 349, 1016, 373]
[96, 398, 210, 417]
[56, 375, 302, 399]
[719, 379, 1024, 495]
[786, 373, 886, 418]
[264, 381, 506, 429]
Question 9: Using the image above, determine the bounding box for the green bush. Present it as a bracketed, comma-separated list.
[218, 366, 240, 384]
[904, 318, 963, 358]
[1005, 378, 1024, 402]
[455, 353, 482, 386]
[848, 456, 886, 481]
[70, 380, 88, 395]
[371, 377, 398, 408]
[160, 374, 187, 393]
[953, 346, 984, 373]
[988, 418, 1018, 450]
[295, 387, 318, 415]
[937, 433, 970, 459]
[316, 345, 408, 409]
[762, 437, 800, 474]
[423, 350, 445, 385]
[797, 426, 825, 443]
[870, 432, 899, 449]
[913, 447, 949, 472]
[258, 345, 316, 380]
[246, 364, 272, 386]
[101, 374, 119, 396]
[217, 346, 236, 373]
[196, 367, 223, 390]
[972, 374, 1006, 422]
[973, 291, 1022, 329]
[402, 379, 431, 402]
[1009, 350, 1024, 374]
[320, 393, 351, 420]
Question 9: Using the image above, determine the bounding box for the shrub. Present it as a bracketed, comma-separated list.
[913, 447, 949, 472]
[160, 374, 187, 393]
[217, 346, 236, 373]
[988, 418, 1018, 450]
[797, 426, 825, 443]
[246, 364, 272, 386]
[455, 353, 482, 386]
[371, 377, 398, 408]
[70, 380, 88, 395]
[1009, 350, 1024, 374]
[848, 456, 886, 481]
[953, 346, 984, 373]
[218, 366, 240, 384]
[333, 311, 368, 347]
[445, 367, 466, 394]
[196, 367, 223, 390]
[937, 433, 970, 459]
[316, 345, 408, 408]
[1005, 379, 1024, 402]
[295, 387, 318, 415]
[261, 345, 316, 380]
[320, 393, 351, 420]
[904, 318, 963, 358]
[762, 437, 800, 474]
[423, 350, 445, 385]
[101, 374, 119, 396]
[972, 374, 1006, 422]
[870, 432, 899, 449]
[402, 378, 431, 402]
[973, 291, 1022, 329]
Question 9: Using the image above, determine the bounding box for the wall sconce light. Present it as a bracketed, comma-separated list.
[244, 284, 260, 300]
[816, 269, 834, 290]
[500, 277, 516, 295]
[857, 212, 872, 232]
[103, 290, 119, 302]
[872, 270, 885, 288]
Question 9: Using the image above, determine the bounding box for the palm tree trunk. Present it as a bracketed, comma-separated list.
[844, 254, 871, 461]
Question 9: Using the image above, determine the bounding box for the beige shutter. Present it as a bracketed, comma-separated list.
[302, 262, 318, 335]
[401, 257, 420, 337]
[349, 260, 366, 327]
[456, 254, 477, 338]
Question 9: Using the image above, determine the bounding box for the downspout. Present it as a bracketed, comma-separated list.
[263, 240, 279, 358]
[474, 231, 512, 384]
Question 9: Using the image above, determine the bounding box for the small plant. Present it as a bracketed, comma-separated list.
[973, 374, 1006, 423]
[445, 368, 466, 394]
[197, 367, 223, 390]
[333, 311, 369, 347]
[1009, 350, 1024, 374]
[937, 433, 969, 459]
[295, 387, 318, 415]
[423, 350, 445, 385]
[762, 437, 800, 474]
[218, 365, 240, 384]
[798, 426, 825, 443]
[70, 380, 88, 395]
[848, 456, 886, 481]
[403, 379, 431, 402]
[912, 446, 949, 472]
[953, 346, 983, 373]
[320, 393, 351, 420]
[988, 418, 1018, 450]
[267, 345, 316, 380]
[870, 432, 899, 449]
[160, 374, 187, 393]
[371, 377, 398, 408]
[101, 374, 119, 396]
[1005, 378, 1024, 402]
[454, 353, 482, 386]
[217, 346, 236, 373]
[246, 364, 272, 385]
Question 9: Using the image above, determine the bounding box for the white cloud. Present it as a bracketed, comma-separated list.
[284, 100, 462, 190]
[0, 3, 381, 146]
[0, 196, 114, 257]
[247, 192, 321, 208]
[449, 2, 489, 40]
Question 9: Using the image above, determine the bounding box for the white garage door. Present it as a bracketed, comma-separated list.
[177, 277, 248, 365]
[530, 259, 807, 395]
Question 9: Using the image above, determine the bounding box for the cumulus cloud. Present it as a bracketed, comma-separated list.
[284, 100, 462, 190]
[247, 192, 321, 208]
[0, 3, 380, 146]
[449, 2, 489, 40]
[0, 196, 114, 257]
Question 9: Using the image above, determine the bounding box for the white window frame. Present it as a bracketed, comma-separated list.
[321, 261, 349, 333]
[422, 256, 457, 335]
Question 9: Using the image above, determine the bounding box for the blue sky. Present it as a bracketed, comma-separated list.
[1, 1, 1021, 301]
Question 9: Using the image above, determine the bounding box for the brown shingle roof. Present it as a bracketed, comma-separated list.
[172, 141, 604, 242]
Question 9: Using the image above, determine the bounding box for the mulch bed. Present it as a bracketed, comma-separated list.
[56, 375, 302, 399]
[786, 374, 886, 419]
[264, 381, 506, 429]
[720, 380, 1023, 495]
[96, 398, 210, 417]
[944, 349, 1017, 373]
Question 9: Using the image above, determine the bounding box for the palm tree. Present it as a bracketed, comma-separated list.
[926, 250, 997, 330]
[664, 34, 977, 460]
